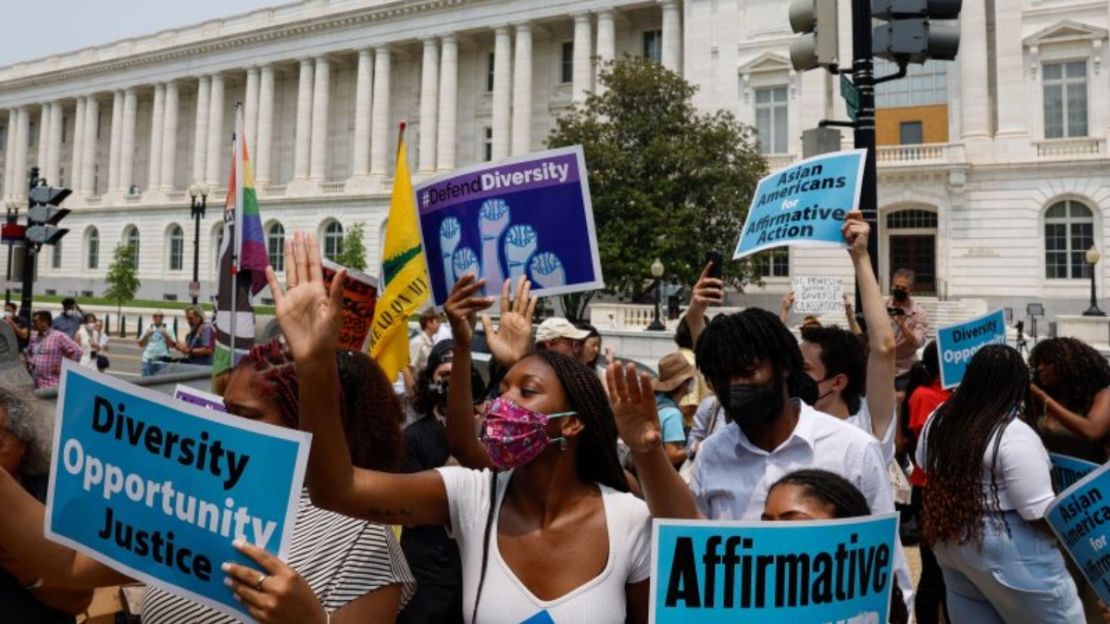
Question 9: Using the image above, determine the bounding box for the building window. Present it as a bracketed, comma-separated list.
[899, 121, 924, 145]
[168, 224, 184, 271]
[754, 86, 789, 155]
[754, 248, 790, 278]
[487, 53, 496, 92]
[483, 127, 493, 162]
[561, 42, 574, 84]
[1045, 200, 1094, 279]
[643, 30, 662, 63]
[267, 222, 285, 272]
[323, 221, 343, 262]
[875, 59, 948, 107]
[86, 227, 99, 270]
[887, 210, 937, 229]
[124, 225, 140, 270]
[28, 122, 36, 148]
[52, 240, 62, 269]
[1043, 61, 1088, 139]
[61, 114, 67, 144]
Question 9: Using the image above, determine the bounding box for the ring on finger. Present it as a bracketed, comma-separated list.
[255, 573, 268, 591]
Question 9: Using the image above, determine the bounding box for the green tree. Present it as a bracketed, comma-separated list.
[547, 57, 766, 320]
[103, 243, 141, 317]
[335, 222, 368, 272]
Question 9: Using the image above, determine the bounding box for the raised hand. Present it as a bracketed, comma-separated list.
[439, 217, 462, 286]
[224, 540, 326, 624]
[841, 210, 870, 258]
[443, 273, 495, 346]
[453, 247, 480, 281]
[606, 362, 662, 454]
[480, 276, 537, 367]
[479, 199, 511, 296]
[265, 231, 345, 365]
[689, 262, 724, 315]
[529, 252, 566, 289]
[504, 224, 539, 288]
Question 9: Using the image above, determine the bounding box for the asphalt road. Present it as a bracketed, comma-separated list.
[98, 337, 146, 379]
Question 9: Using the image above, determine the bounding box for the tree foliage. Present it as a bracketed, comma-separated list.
[547, 57, 766, 319]
[103, 243, 141, 316]
[336, 222, 368, 272]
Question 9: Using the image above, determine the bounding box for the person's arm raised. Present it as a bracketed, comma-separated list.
[267, 232, 449, 527]
[481, 278, 536, 368]
[685, 263, 724, 347]
[843, 212, 897, 443]
[608, 363, 703, 519]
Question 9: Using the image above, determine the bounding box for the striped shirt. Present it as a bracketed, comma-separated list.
[142, 492, 415, 623]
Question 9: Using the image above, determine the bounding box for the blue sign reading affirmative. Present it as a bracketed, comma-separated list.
[936, 309, 1007, 389]
[1047, 462, 1110, 605]
[415, 146, 604, 306]
[651, 514, 898, 624]
[1051, 453, 1100, 493]
[46, 362, 310, 620]
[733, 149, 867, 260]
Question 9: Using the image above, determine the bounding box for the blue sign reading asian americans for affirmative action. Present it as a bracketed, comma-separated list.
[415, 146, 604, 307]
[46, 362, 310, 620]
[1047, 462, 1110, 605]
[936, 309, 1007, 389]
[1051, 453, 1100, 493]
[733, 149, 867, 260]
[651, 514, 898, 624]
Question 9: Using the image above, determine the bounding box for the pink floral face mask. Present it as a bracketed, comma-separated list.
[480, 397, 575, 470]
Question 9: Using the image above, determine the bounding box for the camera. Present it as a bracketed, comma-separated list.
[887, 307, 906, 317]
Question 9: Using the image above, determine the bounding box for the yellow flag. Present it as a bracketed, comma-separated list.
[369, 125, 430, 381]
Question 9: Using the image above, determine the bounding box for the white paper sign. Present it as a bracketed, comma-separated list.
[791, 277, 845, 314]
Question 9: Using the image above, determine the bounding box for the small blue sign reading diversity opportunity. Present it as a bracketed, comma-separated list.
[651, 514, 898, 624]
[733, 149, 867, 260]
[46, 362, 310, 620]
[936, 309, 1007, 389]
[1047, 462, 1110, 605]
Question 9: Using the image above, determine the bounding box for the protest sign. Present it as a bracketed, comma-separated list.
[46, 362, 310, 620]
[1047, 462, 1110, 604]
[791, 277, 845, 314]
[322, 259, 379, 351]
[733, 149, 866, 260]
[936, 309, 1007, 389]
[651, 514, 898, 624]
[173, 385, 226, 413]
[1051, 453, 1101, 493]
[415, 145, 604, 306]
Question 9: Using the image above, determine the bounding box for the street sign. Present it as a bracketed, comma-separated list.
[840, 74, 860, 121]
[1, 224, 26, 245]
[189, 281, 201, 297]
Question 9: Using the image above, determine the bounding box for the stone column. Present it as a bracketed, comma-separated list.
[161, 82, 179, 191]
[256, 65, 275, 186]
[80, 98, 98, 195]
[3, 110, 17, 197]
[244, 66, 260, 153]
[419, 38, 439, 173]
[352, 49, 373, 177]
[492, 26, 512, 160]
[46, 102, 64, 185]
[596, 10, 616, 95]
[70, 98, 86, 192]
[293, 59, 314, 181]
[12, 108, 29, 199]
[193, 76, 210, 184]
[309, 56, 330, 181]
[206, 73, 225, 186]
[107, 91, 124, 192]
[436, 34, 459, 171]
[120, 88, 138, 192]
[993, 1, 1025, 137]
[661, 0, 682, 73]
[148, 84, 165, 191]
[511, 23, 533, 156]
[960, 0, 990, 158]
[370, 46, 392, 176]
[36, 104, 50, 172]
[572, 14, 593, 102]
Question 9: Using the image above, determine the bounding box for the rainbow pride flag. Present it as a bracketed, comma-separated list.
[213, 105, 268, 377]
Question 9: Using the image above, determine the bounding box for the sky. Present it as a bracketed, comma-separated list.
[0, 0, 283, 67]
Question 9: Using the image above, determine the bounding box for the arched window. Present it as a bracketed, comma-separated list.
[85, 227, 99, 270]
[123, 225, 140, 270]
[267, 222, 285, 272]
[1045, 200, 1095, 279]
[168, 224, 184, 271]
[322, 221, 343, 262]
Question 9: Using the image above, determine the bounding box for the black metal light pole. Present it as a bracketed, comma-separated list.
[18, 167, 43, 325]
[852, 0, 880, 280]
[647, 258, 666, 331]
[1084, 246, 1105, 317]
[4, 200, 19, 307]
[188, 183, 209, 306]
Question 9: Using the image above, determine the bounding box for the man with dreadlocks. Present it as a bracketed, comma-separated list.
[1029, 336, 1110, 464]
[917, 344, 1083, 622]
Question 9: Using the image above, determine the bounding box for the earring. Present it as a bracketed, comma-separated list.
[559, 438, 568, 451]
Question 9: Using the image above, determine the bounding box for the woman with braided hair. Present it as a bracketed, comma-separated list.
[1029, 336, 1110, 463]
[268, 232, 652, 624]
[917, 344, 1083, 623]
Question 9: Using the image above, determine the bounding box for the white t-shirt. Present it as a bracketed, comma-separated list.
[847, 399, 897, 465]
[917, 413, 1054, 521]
[438, 467, 652, 624]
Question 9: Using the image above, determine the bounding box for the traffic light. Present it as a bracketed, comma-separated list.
[26, 184, 71, 245]
[788, 0, 839, 72]
[872, 0, 962, 64]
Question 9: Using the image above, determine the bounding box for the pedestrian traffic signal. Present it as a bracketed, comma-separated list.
[26, 184, 71, 245]
[872, 0, 961, 64]
[788, 0, 839, 72]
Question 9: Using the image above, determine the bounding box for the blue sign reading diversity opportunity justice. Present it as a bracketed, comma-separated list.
[651, 514, 898, 624]
[1047, 462, 1110, 604]
[415, 146, 604, 306]
[936, 309, 1007, 389]
[733, 149, 867, 260]
[46, 362, 310, 620]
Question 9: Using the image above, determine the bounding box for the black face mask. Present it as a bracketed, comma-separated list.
[428, 382, 449, 414]
[719, 379, 783, 428]
[892, 288, 909, 303]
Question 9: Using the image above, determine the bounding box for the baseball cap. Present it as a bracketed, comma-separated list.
[535, 318, 591, 343]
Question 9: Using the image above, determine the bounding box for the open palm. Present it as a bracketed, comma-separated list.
[265, 231, 345, 363]
[606, 362, 662, 453]
[481, 277, 537, 367]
